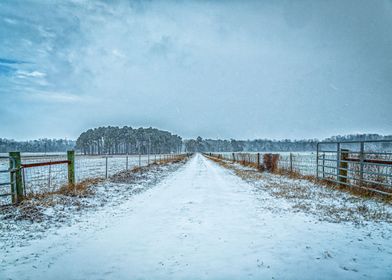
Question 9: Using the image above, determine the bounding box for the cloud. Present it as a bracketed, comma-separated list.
[17, 70, 46, 78]
[25, 90, 82, 103]
[0, 0, 391, 140]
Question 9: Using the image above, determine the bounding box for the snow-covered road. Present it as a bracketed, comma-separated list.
[1, 154, 391, 279]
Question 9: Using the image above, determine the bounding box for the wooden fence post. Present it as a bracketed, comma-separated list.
[105, 156, 108, 178]
[257, 153, 260, 169]
[67, 150, 75, 185]
[289, 153, 293, 173]
[359, 142, 364, 187]
[126, 156, 129, 169]
[9, 151, 23, 203]
[339, 149, 349, 186]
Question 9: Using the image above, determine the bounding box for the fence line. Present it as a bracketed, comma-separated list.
[207, 143, 392, 195]
[206, 152, 316, 174]
[0, 152, 190, 205]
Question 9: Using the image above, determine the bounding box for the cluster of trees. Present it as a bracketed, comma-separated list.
[0, 138, 75, 153]
[184, 134, 392, 153]
[184, 138, 318, 152]
[324, 134, 392, 142]
[75, 126, 182, 155]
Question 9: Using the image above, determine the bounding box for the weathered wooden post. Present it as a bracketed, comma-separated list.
[359, 142, 364, 187]
[257, 153, 260, 169]
[126, 155, 129, 170]
[316, 143, 319, 179]
[289, 153, 293, 173]
[339, 149, 349, 186]
[9, 151, 23, 203]
[67, 150, 75, 186]
[105, 156, 108, 179]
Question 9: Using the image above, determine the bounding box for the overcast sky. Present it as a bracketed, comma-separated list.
[0, 0, 391, 141]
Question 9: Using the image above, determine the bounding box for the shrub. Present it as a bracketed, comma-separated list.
[263, 153, 280, 172]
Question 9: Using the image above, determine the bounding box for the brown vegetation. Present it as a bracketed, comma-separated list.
[263, 153, 279, 172]
[207, 154, 392, 203]
[204, 154, 392, 224]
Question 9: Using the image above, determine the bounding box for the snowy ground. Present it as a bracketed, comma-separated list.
[1, 154, 392, 279]
[0, 160, 186, 251]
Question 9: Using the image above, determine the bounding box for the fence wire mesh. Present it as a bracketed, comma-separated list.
[209, 152, 316, 175]
[208, 147, 392, 195]
[0, 157, 13, 205]
[0, 153, 183, 202]
[21, 155, 68, 196]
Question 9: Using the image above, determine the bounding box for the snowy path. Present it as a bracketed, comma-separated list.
[1, 154, 391, 279]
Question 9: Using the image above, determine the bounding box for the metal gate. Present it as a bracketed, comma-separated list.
[0, 156, 17, 205]
[316, 140, 392, 195]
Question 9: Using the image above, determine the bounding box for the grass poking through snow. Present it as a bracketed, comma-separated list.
[206, 155, 392, 225]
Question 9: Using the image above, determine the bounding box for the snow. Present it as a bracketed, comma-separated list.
[0, 161, 185, 250]
[1, 154, 392, 279]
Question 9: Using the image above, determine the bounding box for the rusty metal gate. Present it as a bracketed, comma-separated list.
[316, 140, 392, 195]
[0, 156, 17, 205]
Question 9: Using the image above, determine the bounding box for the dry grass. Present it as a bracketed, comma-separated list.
[208, 153, 392, 201]
[155, 155, 189, 165]
[57, 178, 103, 197]
[111, 156, 190, 184]
[205, 155, 392, 224]
[277, 167, 392, 202]
[24, 178, 104, 201]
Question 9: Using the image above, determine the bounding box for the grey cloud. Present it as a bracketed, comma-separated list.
[0, 0, 391, 140]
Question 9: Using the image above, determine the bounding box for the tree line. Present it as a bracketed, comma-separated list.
[0, 138, 75, 153]
[183, 134, 392, 153]
[75, 126, 182, 155]
[1, 131, 391, 154]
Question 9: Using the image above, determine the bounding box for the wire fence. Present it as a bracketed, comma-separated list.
[208, 152, 316, 175]
[208, 145, 392, 195]
[277, 152, 316, 176]
[0, 153, 186, 205]
[317, 140, 392, 194]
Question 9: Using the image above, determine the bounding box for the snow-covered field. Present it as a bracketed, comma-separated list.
[1, 154, 391, 279]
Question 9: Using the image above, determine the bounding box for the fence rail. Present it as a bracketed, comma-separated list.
[0, 151, 189, 205]
[316, 140, 392, 195]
